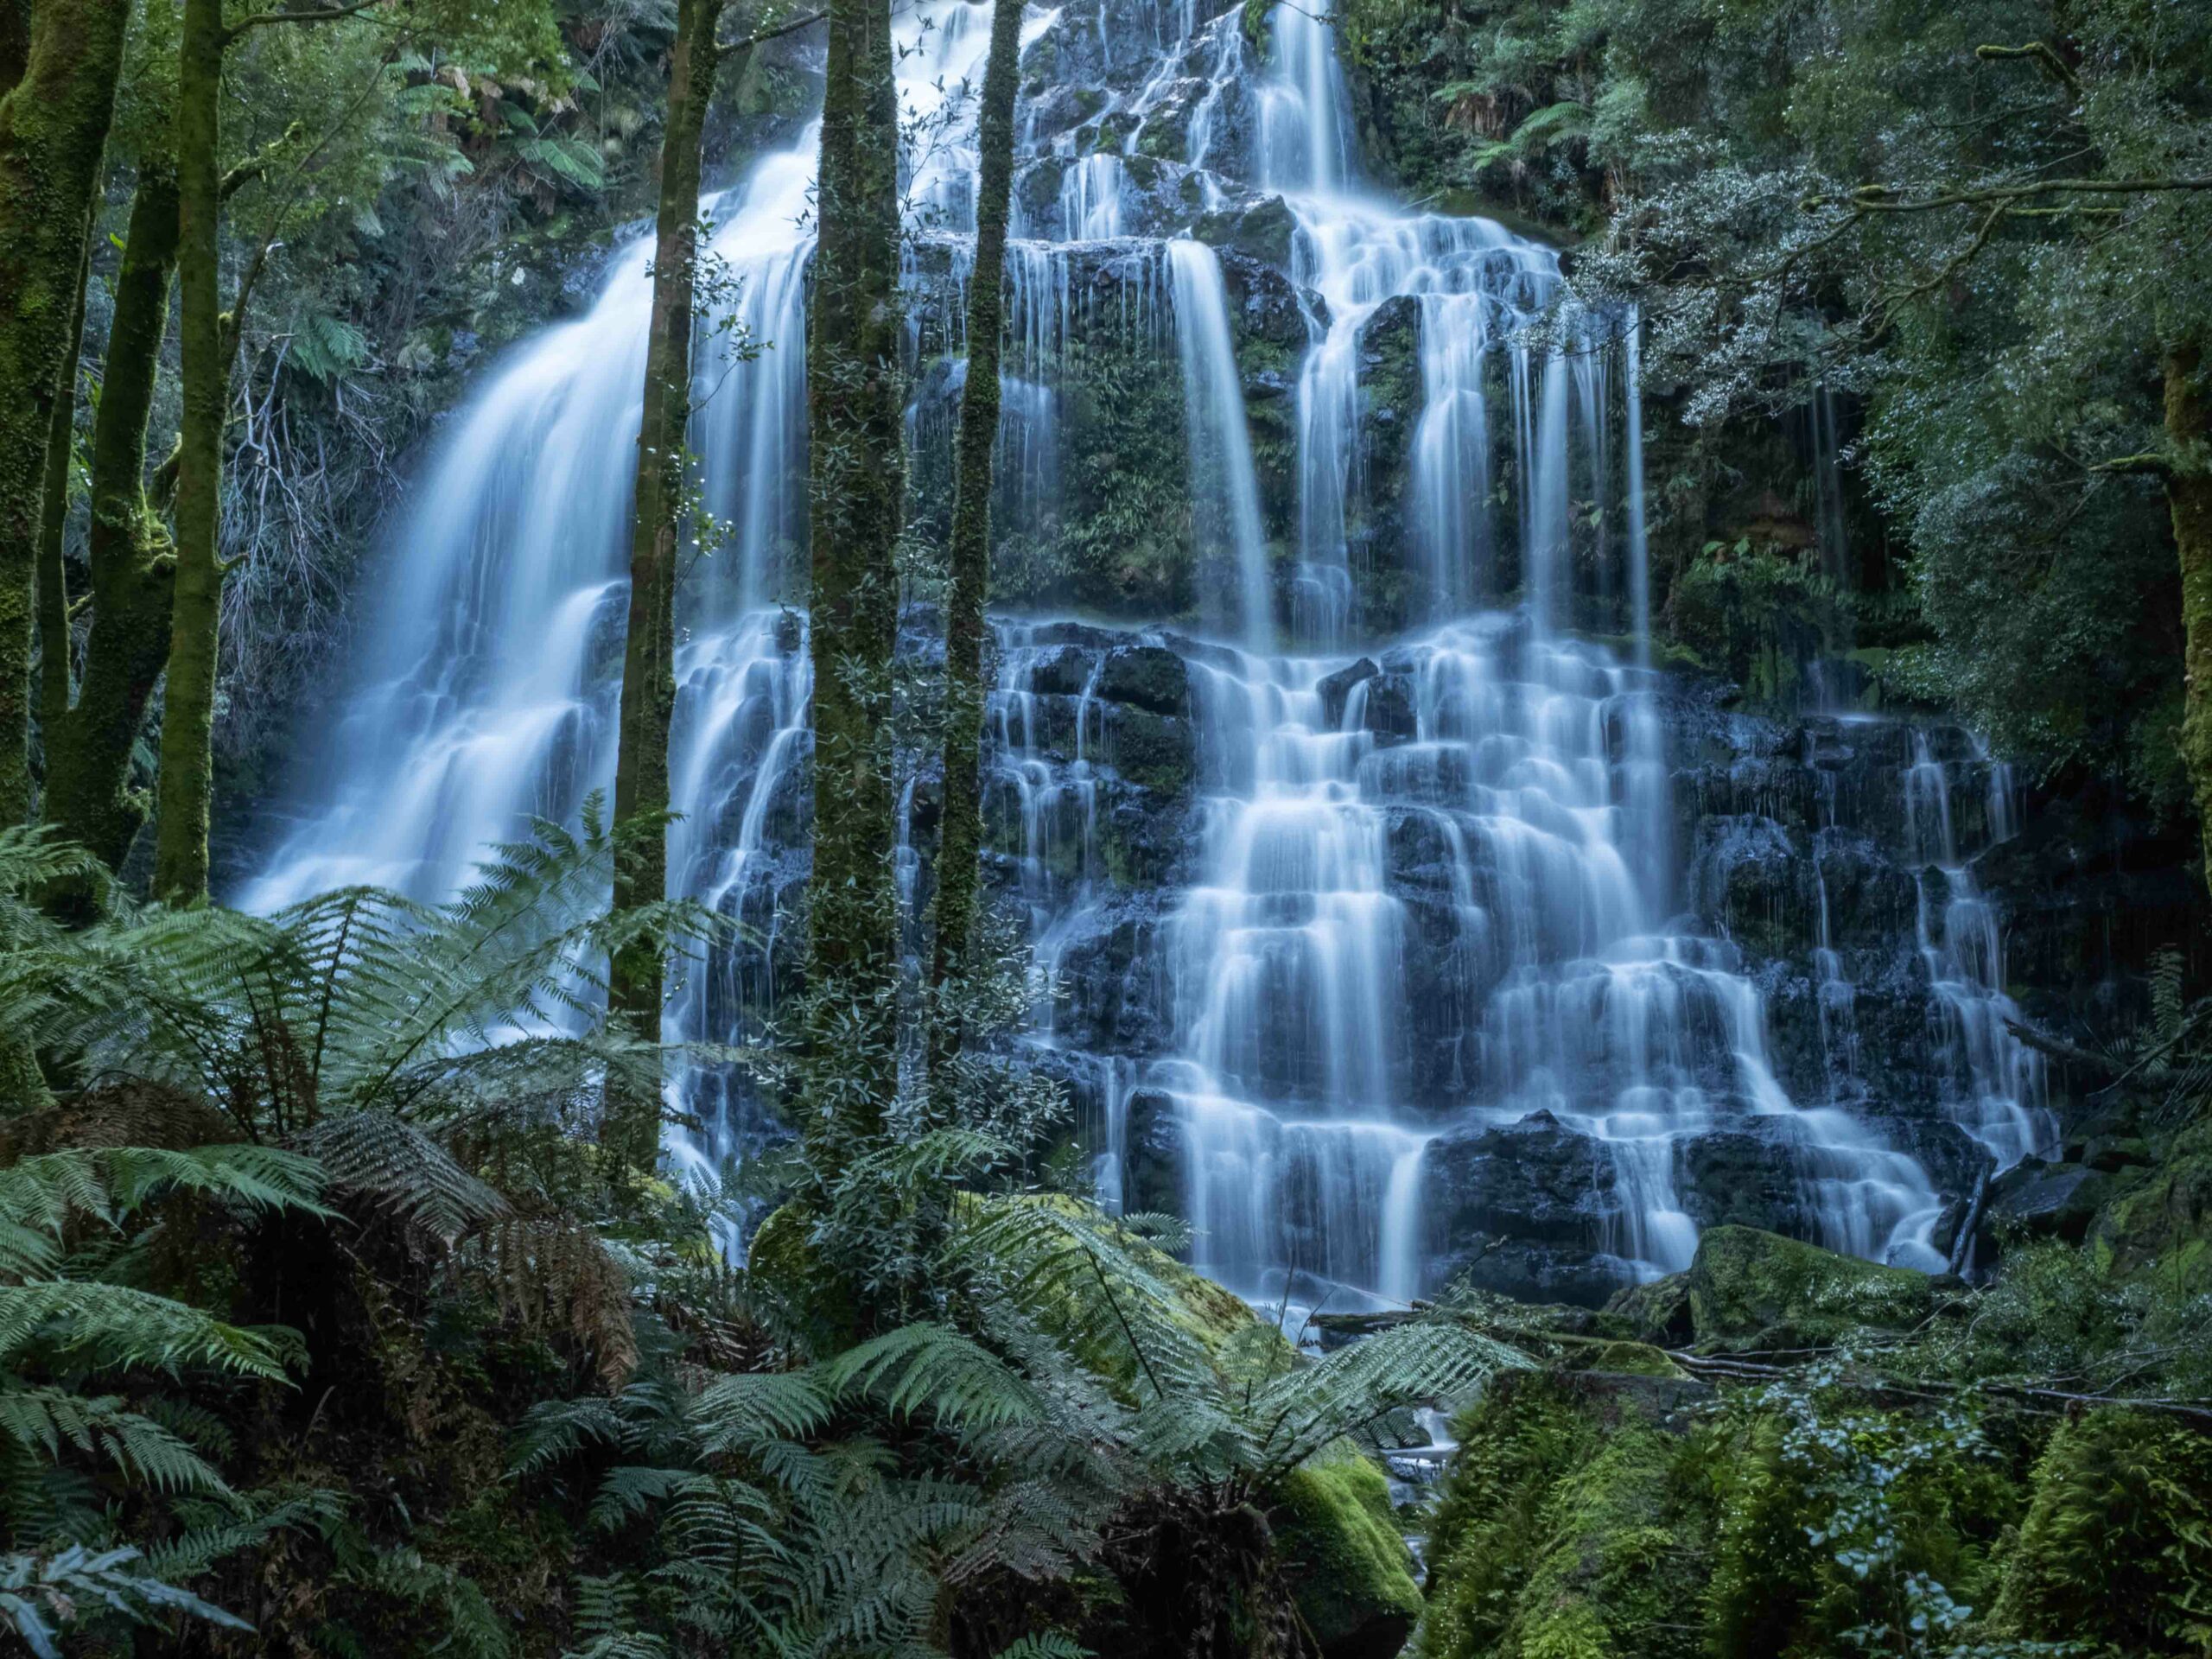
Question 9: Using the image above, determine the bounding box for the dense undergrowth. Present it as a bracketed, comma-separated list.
[1414, 1225, 2212, 1659]
[0, 819, 1518, 1656]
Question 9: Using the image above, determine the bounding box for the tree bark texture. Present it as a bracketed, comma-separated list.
[802, 0, 906, 1154]
[0, 0, 130, 823]
[47, 156, 182, 874]
[927, 0, 1024, 1071]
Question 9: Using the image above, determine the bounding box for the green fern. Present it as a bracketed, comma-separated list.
[0, 1544, 252, 1655]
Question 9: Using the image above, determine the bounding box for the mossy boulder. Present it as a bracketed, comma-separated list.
[1683, 1224, 1931, 1349]
[744, 1204, 861, 1357]
[2091, 1119, 2212, 1289]
[1272, 1446, 1423, 1659]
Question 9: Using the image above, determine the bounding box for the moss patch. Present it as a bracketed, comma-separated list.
[2092, 1119, 2212, 1290]
[1684, 1224, 1932, 1349]
[1273, 1446, 1423, 1659]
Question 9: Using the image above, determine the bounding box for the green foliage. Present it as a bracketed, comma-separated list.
[1669, 537, 1848, 702]
[1992, 1408, 2212, 1654]
[0, 1543, 252, 1657]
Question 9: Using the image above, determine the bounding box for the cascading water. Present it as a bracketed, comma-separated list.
[249, 0, 1986, 1306]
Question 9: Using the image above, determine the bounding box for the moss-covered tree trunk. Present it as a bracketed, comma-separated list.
[802, 0, 905, 1158]
[606, 0, 727, 1173]
[0, 0, 130, 823]
[47, 157, 182, 875]
[35, 251, 87, 743]
[926, 0, 1022, 1078]
[152, 0, 227, 905]
[2170, 343, 2212, 899]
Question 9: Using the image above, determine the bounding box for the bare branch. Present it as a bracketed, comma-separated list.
[1975, 41, 2079, 92]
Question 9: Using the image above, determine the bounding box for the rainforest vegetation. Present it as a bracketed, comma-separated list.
[0, 0, 2210, 1654]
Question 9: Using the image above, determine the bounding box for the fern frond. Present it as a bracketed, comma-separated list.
[139, 1488, 346, 1580]
[0, 1282, 297, 1380]
[1245, 1318, 1523, 1478]
[587, 1465, 691, 1532]
[991, 1634, 1092, 1659]
[294, 1111, 508, 1242]
[0, 1389, 231, 1495]
[688, 1369, 833, 1455]
[510, 1395, 631, 1476]
[103, 1144, 333, 1220]
[458, 1217, 637, 1389]
[822, 1323, 1049, 1430]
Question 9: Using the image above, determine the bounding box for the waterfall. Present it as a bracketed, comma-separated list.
[246, 0, 1980, 1306]
[1905, 733, 2056, 1171]
[1167, 238, 1274, 652]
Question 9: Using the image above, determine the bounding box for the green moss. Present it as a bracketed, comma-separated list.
[746, 1203, 861, 1357]
[1420, 1373, 1707, 1659]
[2091, 1119, 2212, 1290]
[1685, 1224, 1931, 1349]
[1273, 1445, 1423, 1659]
[1993, 1408, 2212, 1655]
[1101, 704, 1195, 794]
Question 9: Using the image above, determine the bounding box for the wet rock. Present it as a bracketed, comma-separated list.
[1101, 705, 1196, 794]
[1194, 193, 1298, 269]
[1419, 1112, 1633, 1305]
[1354, 671, 1418, 742]
[1316, 657, 1382, 727]
[1096, 644, 1190, 716]
[1121, 1086, 1186, 1216]
[1986, 1160, 2113, 1245]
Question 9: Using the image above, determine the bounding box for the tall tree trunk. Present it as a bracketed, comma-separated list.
[36, 251, 88, 743]
[927, 0, 1023, 1081]
[48, 157, 182, 875]
[802, 0, 906, 1159]
[2169, 343, 2212, 898]
[152, 0, 226, 905]
[607, 0, 726, 1173]
[0, 0, 131, 823]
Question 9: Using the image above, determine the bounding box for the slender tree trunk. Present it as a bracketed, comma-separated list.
[48, 158, 182, 875]
[0, 0, 131, 823]
[607, 0, 727, 1173]
[802, 0, 906, 1156]
[927, 0, 1023, 1082]
[36, 252, 88, 743]
[152, 0, 227, 905]
[2169, 344, 2212, 898]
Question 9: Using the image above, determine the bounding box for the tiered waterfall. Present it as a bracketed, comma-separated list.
[244, 0, 2052, 1309]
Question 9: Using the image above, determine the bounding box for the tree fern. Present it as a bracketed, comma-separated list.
[1243, 1319, 1522, 1478]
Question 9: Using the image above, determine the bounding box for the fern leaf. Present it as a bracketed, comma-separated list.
[294, 1111, 508, 1242]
